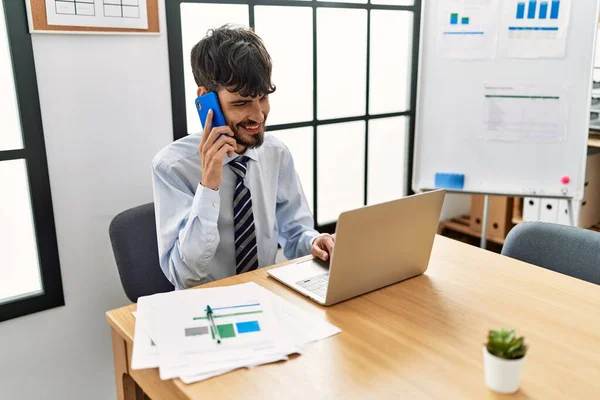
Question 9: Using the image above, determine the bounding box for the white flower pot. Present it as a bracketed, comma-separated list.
[483, 347, 526, 394]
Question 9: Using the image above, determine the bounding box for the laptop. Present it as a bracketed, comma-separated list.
[267, 190, 446, 306]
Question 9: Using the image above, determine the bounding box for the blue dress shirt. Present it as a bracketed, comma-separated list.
[152, 133, 319, 289]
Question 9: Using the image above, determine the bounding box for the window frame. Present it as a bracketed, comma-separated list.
[0, 0, 64, 322]
[166, 0, 421, 233]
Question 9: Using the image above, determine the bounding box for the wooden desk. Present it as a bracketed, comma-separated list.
[106, 235, 600, 399]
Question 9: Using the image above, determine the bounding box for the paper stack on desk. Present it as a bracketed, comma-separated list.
[131, 282, 341, 383]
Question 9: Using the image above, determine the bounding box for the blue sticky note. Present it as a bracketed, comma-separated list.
[236, 320, 261, 334]
[434, 173, 465, 189]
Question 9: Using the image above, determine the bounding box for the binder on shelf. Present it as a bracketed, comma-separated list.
[523, 197, 541, 222]
[539, 199, 559, 223]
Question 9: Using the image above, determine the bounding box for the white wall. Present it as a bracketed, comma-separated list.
[440, 193, 472, 221]
[0, 2, 172, 399]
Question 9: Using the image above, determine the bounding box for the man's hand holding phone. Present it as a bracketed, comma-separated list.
[199, 109, 237, 191]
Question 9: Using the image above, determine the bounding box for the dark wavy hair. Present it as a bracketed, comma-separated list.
[190, 25, 276, 98]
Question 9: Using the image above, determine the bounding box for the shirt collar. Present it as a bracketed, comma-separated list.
[223, 147, 259, 165]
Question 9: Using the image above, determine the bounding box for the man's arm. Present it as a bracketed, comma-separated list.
[152, 110, 237, 289]
[152, 161, 222, 289]
[275, 147, 321, 260]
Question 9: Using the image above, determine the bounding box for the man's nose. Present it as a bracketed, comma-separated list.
[247, 101, 265, 123]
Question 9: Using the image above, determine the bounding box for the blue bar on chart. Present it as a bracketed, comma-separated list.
[450, 13, 458, 25]
[236, 320, 261, 334]
[527, 0, 537, 19]
[461, 17, 469, 25]
[516, 2, 525, 19]
[539, 2, 548, 19]
[550, 0, 560, 19]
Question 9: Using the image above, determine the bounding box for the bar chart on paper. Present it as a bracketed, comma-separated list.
[499, 0, 571, 58]
[512, 0, 561, 32]
[187, 301, 273, 345]
[131, 282, 342, 383]
[515, 0, 561, 20]
[447, 12, 476, 32]
[438, 0, 498, 59]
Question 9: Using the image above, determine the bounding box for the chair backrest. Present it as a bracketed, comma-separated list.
[502, 221, 600, 285]
[109, 203, 173, 302]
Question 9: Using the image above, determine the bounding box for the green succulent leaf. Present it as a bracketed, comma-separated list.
[485, 329, 528, 360]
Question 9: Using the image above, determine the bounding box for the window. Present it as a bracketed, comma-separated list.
[0, 1, 63, 322]
[167, 0, 420, 232]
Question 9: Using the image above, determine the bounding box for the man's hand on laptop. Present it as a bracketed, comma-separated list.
[312, 234, 335, 262]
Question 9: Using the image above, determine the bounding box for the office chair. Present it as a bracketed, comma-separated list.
[109, 203, 174, 302]
[502, 221, 600, 285]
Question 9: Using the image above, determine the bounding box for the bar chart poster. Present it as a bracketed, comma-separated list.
[437, 0, 499, 59]
[498, 0, 571, 58]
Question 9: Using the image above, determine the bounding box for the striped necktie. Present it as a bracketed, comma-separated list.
[229, 156, 259, 274]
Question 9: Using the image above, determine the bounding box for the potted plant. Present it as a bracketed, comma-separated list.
[483, 329, 528, 394]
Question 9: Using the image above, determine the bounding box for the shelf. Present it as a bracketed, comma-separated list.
[438, 215, 506, 245]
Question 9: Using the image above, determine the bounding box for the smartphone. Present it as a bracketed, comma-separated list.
[195, 91, 227, 129]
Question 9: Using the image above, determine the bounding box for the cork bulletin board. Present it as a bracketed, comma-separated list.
[26, 0, 160, 34]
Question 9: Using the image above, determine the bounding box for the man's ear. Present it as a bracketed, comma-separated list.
[197, 86, 209, 97]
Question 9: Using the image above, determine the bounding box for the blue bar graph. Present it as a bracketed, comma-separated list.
[516, 3, 525, 19]
[461, 17, 469, 25]
[550, 0, 560, 19]
[510, 0, 560, 33]
[236, 321, 261, 334]
[539, 2, 548, 18]
[515, 0, 559, 21]
[527, 1, 537, 19]
[450, 13, 458, 24]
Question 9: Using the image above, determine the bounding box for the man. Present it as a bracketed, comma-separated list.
[152, 25, 334, 289]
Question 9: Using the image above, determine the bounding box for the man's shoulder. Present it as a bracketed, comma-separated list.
[261, 133, 291, 156]
[152, 134, 201, 172]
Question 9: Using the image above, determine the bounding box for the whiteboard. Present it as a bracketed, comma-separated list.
[413, 0, 599, 200]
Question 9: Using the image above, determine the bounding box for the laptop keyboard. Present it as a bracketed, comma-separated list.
[296, 272, 330, 298]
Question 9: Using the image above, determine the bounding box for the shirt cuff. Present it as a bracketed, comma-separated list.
[191, 184, 221, 223]
[310, 232, 328, 246]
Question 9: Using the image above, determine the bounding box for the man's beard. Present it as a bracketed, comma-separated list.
[230, 119, 266, 149]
